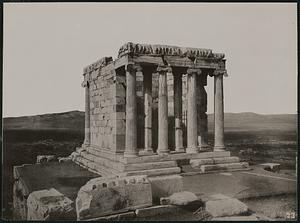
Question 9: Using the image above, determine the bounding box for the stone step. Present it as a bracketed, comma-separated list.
[74, 156, 118, 176]
[81, 151, 178, 172]
[200, 162, 249, 173]
[190, 156, 240, 168]
[86, 147, 122, 162]
[118, 167, 181, 177]
[81, 152, 123, 172]
[121, 151, 231, 164]
[123, 161, 178, 172]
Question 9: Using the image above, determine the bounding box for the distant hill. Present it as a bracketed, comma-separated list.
[3, 110, 85, 132]
[208, 112, 297, 132]
[3, 111, 297, 132]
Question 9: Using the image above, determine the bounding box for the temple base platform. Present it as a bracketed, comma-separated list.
[72, 145, 249, 177]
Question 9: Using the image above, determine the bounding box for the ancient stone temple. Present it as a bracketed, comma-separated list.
[73, 42, 248, 177]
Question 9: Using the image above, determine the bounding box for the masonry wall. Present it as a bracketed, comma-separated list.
[88, 63, 118, 152]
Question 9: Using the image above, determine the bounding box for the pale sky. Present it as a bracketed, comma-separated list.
[3, 3, 297, 117]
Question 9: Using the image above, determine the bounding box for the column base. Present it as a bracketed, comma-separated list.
[213, 146, 226, 151]
[157, 148, 170, 155]
[198, 145, 211, 152]
[124, 151, 139, 158]
[139, 148, 155, 156]
[186, 147, 199, 154]
[174, 147, 185, 153]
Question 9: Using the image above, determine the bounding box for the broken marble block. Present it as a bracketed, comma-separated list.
[205, 194, 248, 217]
[76, 175, 152, 220]
[27, 188, 75, 220]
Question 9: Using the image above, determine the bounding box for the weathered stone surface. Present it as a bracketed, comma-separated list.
[27, 188, 75, 220]
[89, 211, 136, 221]
[36, 155, 56, 164]
[76, 175, 152, 220]
[135, 205, 182, 218]
[190, 157, 240, 169]
[205, 194, 248, 217]
[190, 158, 214, 167]
[148, 175, 183, 202]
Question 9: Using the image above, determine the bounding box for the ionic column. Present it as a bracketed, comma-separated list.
[214, 70, 225, 151]
[124, 64, 139, 157]
[157, 66, 171, 154]
[143, 69, 154, 154]
[83, 80, 90, 145]
[186, 68, 200, 153]
[173, 71, 184, 152]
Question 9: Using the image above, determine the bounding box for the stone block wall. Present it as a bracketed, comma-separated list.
[87, 62, 123, 153]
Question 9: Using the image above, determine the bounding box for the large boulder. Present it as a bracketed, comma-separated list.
[27, 188, 75, 220]
[76, 175, 152, 220]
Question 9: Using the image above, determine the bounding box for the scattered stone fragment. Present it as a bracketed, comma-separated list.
[36, 155, 56, 164]
[58, 157, 72, 163]
[260, 163, 280, 172]
[27, 188, 75, 220]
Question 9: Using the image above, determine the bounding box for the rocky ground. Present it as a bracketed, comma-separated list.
[2, 111, 297, 220]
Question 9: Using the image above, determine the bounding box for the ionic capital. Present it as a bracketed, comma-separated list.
[187, 68, 201, 75]
[157, 65, 172, 74]
[125, 63, 142, 73]
[213, 69, 228, 77]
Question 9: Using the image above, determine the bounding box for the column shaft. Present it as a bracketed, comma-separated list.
[144, 71, 153, 152]
[157, 66, 170, 154]
[174, 72, 184, 152]
[124, 64, 138, 157]
[186, 70, 198, 153]
[197, 75, 208, 149]
[214, 73, 225, 151]
[84, 82, 91, 145]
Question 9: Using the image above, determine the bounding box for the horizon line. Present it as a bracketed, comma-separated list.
[3, 110, 298, 119]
